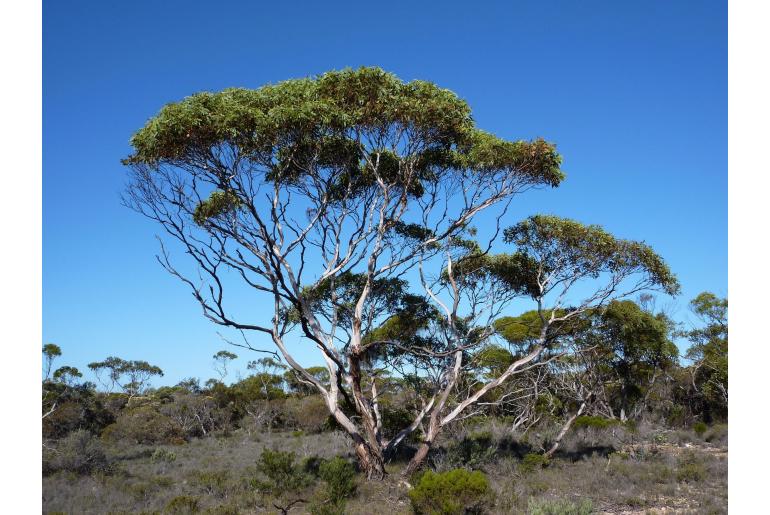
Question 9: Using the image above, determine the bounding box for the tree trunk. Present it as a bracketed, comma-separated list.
[403, 440, 432, 477]
[545, 401, 587, 458]
[354, 440, 387, 480]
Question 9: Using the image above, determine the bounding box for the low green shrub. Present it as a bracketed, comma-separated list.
[318, 457, 357, 501]
[527, 497, 594, 515]
[572, 416, 619, 430]
[151, 448, 177, 463]
[520, 453, 550, 474]
[252, 449, 312, 495]
[408, 468, 492, 514]
[693, 421, 708, 437]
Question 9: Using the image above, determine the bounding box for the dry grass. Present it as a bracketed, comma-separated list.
[43, 423, 727, 514]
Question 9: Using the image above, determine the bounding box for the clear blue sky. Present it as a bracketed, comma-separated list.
[43, 0, 726, 386]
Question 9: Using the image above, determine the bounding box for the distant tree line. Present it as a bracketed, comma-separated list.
[42, 290, 726, 461]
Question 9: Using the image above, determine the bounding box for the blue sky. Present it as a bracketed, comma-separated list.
[43, 0, 726, 386]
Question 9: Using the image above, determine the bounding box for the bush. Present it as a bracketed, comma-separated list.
[520, 453, 550, 474]
[704, 423, 728, 445]
[253, 449, 312, 495]
[164, 495, 200, 514]
[527, 498, 594, 515]
[284, 396, 334, 433]
[43, 429, 109, 475]
[676, 452, 706, 483]
[102, 405, 185, 444]
[408, 469, 492, 514]
[443, 431, 496, 470]
[151, 448, 177, 463]
[693, 421, 708, 437]
[190, 470, 231, 498]
[572, 416, 619, 430]
[318, 457, 357, 500]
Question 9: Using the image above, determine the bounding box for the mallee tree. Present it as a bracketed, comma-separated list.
[124, 67, 678, 478]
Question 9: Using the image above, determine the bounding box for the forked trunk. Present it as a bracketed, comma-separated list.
[355, 440, 387, 480]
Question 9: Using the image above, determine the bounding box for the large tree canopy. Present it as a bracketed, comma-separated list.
[124, 67, 677, 479]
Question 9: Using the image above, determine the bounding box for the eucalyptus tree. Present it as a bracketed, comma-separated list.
[681, 292, 728, 418]
[87, 357, 164, 398]
[43, 343, 62, 380]
[390, 215, 678, 473]
[123, 67, 676, 478]
[212, 349, 238, 381]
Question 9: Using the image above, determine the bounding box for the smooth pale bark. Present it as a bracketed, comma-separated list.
[402, 344, 547, 475]
[545, 400, 587, 458]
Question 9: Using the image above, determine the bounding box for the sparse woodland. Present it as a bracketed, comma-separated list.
[43, 69, 727, 514]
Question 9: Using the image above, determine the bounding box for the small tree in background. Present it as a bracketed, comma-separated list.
[43, 343, 62, 380]
[212, 349, 238, 381]
[681, 292, 728, 420]
[88, 356, 164, 398]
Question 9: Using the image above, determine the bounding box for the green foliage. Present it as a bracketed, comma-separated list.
[682, 292, 728, 417]
[309, 457, 357, 514]
[527, 498, 594, 515]
[126, 67, 563, 191]
[409, 469, 491, 514]
[151, 448, 177, 463]
[693, 421, 708, 437]
[52, 366, 83, 385]
[519, 453, 551, 474]
[253, 449, 312, 495]
[572, 416, 620, 431]
[503, 215, 680, 297]
[318, 457, 356, 499]
[88, 356, 164, 396]
[43, 343, 62, 358]
[193, 190, 241, 225]
[43, 343, 63, 379]
[102, 405, 185, 444]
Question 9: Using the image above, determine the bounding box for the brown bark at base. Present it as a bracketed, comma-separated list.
[355, 441, 387, 480]
[402, 441, 431, 477]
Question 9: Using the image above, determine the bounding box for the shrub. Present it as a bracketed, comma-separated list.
[310, 457, 357, 514]
[704, 423, 728, 445]
[318, 457, 357, 500]
[151, 448, 177, 463]
[693, 421, 708, 437]
[440, 431, 496, 470]
[677, 452, 706, 483]
[43, 429, 109, 475]
[284, 396, 334, 433]
[102, 405, 185, 444]
[408, 469, 492, 514]
[164, 495, 201, 514]
[190, 470, 231, 498]
[520, 453, 550, 474]
[527, 498, 594, 515]
[572, 416, 619, 430]
[253, 449, 312, 495]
